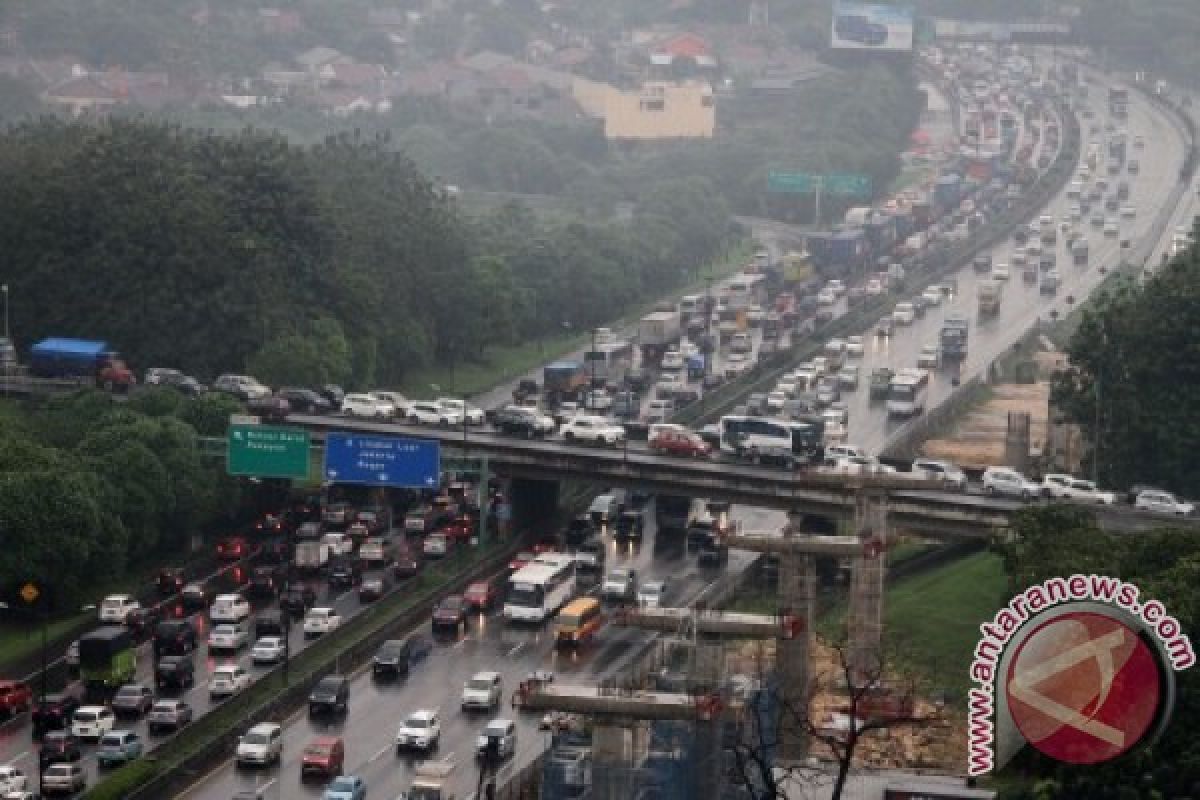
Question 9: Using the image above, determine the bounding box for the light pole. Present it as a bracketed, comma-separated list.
[2, 284, 9, 391]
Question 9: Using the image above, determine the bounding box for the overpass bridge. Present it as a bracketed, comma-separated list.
[289, 415, 1193, 538]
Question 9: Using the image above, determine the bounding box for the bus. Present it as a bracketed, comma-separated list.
[504, 553, 576, 623]
[583, 340, 634, 387]
[886, 369, 929, 417]
[717, 415, 825, 467]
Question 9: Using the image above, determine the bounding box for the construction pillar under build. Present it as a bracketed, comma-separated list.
[847, 490, 888, 680]
[693, 633, 724, 692]
[591, 724, 633, 800]
[776, 534, 816, 761]
[1005, 411, 1032, 473]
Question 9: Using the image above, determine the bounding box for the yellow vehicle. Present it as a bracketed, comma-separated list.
[554, 598, 603, 647]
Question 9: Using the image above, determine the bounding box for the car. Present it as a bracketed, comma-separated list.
[815, 378, 840, 407]
[464, 579, 502, 611]
[147, 699, 193, 734]
[327, 558, 362, 589]
[144, 368, 205, 395]
[1041, 473, 1117, 503]
[1040, 270, 1060, 294]
[40, 762, 85, 795]
[154, 655, 195, 692]
[1135, 489, 1195, 516]
[493, 405, 557, 438]
[373, 636, 430, 679]
[70, 705, 115, 740]
[560, 415, 624, 446]
[865, 279, 883, 296]
[408, 401, 463, 426]
[215, 536, 249, 561]
[156, 567, 186, 596]
[462, 671, 503, 711]
[422, 532, 451, 558]
[322, 775, 367, 800]
[301, 736, 345, 780]
[358, 577, 387, 604]
[432, 595, 470, 632]
[1120, 205, 1137, 218]
[637, 580, 668, 609]
[661, 349, 685, 370]
[208, 622, 250, 652]
[396, 710, 441, 752]
[476, 718, 518, 761]
[98, 594, 140, 623]
[648, 425, 711, 458]
[209, 665, 251, 698]
[724, 351, 752, 377]
[247, 394, 291, 422]
[38, 731, 82, 769]
[341, 392, 390, 418]
[213, 374, 271, 401]
[111, 684, 155, 717]
[309, 674, 350, 716]
[601, 568, 638, 602]
[892, 302, 915, 325]
[992, 263, 1010, 281]
[237, 722, 283, 768]
[911, 458, 968, 491]
[922, 288, 943, 306]
[436, 397, 485, 425]
[179, 581, 212, 612]
[824, 455, 895, 475]
[210, 593, 251, 624]
[845, 335, 865, 357]
[251, 636, 287, 665]
[982, 466, 1040, 500]
[875, 317, 893, 337]
[96, 730, 143, 768]
[277, 387, 332, 414]
[0, 767, 26, 794]
[0, 681, 31, 718]
[816, 288, 836, 306]
[304, 607, 342, 638]
[916, 345, 940, 370]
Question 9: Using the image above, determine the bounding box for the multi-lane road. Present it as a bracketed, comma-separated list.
[185, 64, 1194, 800]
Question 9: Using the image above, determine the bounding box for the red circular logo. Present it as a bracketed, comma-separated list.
[1006, 611, 1162, 765]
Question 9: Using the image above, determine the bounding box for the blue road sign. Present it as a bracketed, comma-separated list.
[323, 433, 440, 488]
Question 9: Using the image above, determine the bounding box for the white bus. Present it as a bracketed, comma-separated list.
[583, 340, 635, 386]
[886, 370, 928, 416]
[717, 415, 824, 466]
[504, 553, 576, 623]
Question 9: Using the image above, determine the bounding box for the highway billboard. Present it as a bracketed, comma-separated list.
[831, 2, 914, 52]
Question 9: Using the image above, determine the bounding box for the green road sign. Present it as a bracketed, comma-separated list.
[767, 172, 814, 193]
[227, 425, 311, 479]
[824, 174, 872, 196]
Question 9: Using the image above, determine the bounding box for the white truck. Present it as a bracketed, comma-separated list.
[294, 541, 330, 572]
[638, 310, 681, 366]
[977, 279, 1001, 314]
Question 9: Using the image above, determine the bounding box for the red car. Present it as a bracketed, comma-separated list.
[464, 580, 502, 611]
[649, 427, 711, 458]
[215, 536, 248, 561]
[0, 680, 32, 717]
[301, 735, 344, 780]
[439, 514, 476, 542]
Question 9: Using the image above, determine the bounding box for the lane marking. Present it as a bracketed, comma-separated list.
[507, 643, 524, 657]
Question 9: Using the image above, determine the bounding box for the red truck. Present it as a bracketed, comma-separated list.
[29, 339, 135, 392]
[0, 680, 32, 717]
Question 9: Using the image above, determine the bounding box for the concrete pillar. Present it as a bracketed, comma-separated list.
[776, 551, 815, 760]
[1005, 411, 1031, 473]
[693, 634, 723, 692]
[693, 719, 725, 800]
[591, 724, 632, 800]
[848, 490, 888, 681]
[508, 477, 558, 535]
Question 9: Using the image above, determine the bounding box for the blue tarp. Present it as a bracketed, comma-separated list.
[30, 338, 108, 359]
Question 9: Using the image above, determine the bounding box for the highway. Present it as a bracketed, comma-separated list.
[173, 56, 1190, 800]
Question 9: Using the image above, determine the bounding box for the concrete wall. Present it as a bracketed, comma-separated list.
[571, 79, 716, 140]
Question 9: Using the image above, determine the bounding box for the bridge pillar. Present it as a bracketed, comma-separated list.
[776, 550, 815, 760]
[693, 718, 725, 800]
[591, 723, 633, 800]
[848, 490, 888, 679]
[508, 478, 558, 536]
[693, 634, 724, 692]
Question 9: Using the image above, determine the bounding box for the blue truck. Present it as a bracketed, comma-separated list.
[29, 338, 136, 391]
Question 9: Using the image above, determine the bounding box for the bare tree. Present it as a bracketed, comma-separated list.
[726, 639, 940, 800]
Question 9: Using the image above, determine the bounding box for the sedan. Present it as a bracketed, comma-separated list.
[208, 665, 251, 698]
[251, 636, 287, 665]
[637, 580, 668, 609]
[323, 775, 367, 800]
[1041, 474, 1117, 503]
[845, 336, 865, 357]
[395, 710, 441, 752]
[208, 623, 249, 652]
[431, 595, 469, 632]
[1135, 490, 1195, 516]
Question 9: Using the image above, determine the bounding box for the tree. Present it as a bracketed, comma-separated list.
[727, 639, 940, 800]
[0, 77, 41, 124]
[1051, 246, 1200, 495]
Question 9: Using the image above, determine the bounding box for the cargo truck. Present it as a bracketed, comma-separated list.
[79, 627, 136, 695]
[977, 279, 1001, 315]
[868, 367, 895, 401]
[655, 495, 698, 533]
[405, 761, 457, 800]
[1072, 239, 1089, 266]
[542, 361, 587, 406]
[294, 541, 330, 573]
[29, 338, 136, 392]
[940, 315, 969, 360]
[638, 311, 681, 366]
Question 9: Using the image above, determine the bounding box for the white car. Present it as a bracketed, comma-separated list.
[582, 389, 614, 412]
[824, 456, 895, 475]
[396, 710, 441, 751]
[602, 568, 637, 600]
[911, 458, 968, 491]
[981, 466, 1040, 500]
[765, 391, 788, 412]
[208, 623, 250, 651]
[408, 401, 463, 426]
[342, 393, 390, 418]
[922, 288, 943, 306]
[811, 357, 829, 376]
[845, 335, 865, 357]
[1120, 205, 1136, 218]
[1041, 474, 1116, 503]
[462, 672, 503, 711]
[251, 636, 287, 664]
[476, 718, 517, 760]
[917, 345, 940, 369]
[369, 390, 409, 416]
[321, 532, 355, 557]
[892, 303, 915, 325]
[237, 722, 283, 767]
[0, 766, 26, 794]
[826, 279, 846, 296]
[864, 279, 883, 296]
[303, 607, 342, 637]
[98, 594, 140, 623]
[437, 397, 485, 425]
[214, 374, 271, 400]
[724, 351, 752, 377]
[209, 593, 250, 624]
[816, 288, 836, 306]
[209, 665, 251, 698]
[825, 443, 866, 461]
[1135, 489, 1195, 516]
[560, 415, 624, 446]
[71, 706, 116, 740]
[661, 350, 685, 370]
[363, 392, 398, 418]
[637, 580, 668, 609]
[991, 263, 1010, 281]
[837, 366, 859, 389]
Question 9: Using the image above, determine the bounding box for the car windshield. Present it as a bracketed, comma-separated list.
[485, 723, 508, 736]
[306, 743, 332, 756]
[329, 778, 356, 790]
[608, 570, 629, 581]
[115, 687, 140, 699]
[468, 678, 494, 690]
[75, 711, 97, 721]
[405, 716, 430, 728]
[100, 734, 123, 747]
[243, 731, 272, 745]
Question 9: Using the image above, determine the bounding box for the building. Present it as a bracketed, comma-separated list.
[574, 80, 715, 140]
[42, 75, 121, 116]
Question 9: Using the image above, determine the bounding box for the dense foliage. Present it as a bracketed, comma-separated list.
[0, 390, 242, 608]
[1051, 241, 1200, 497]
[0, 116, 736, 387]
[995, 507, 1200, 799]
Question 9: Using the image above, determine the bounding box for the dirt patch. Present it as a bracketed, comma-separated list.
[920, 382, 1050, 468]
